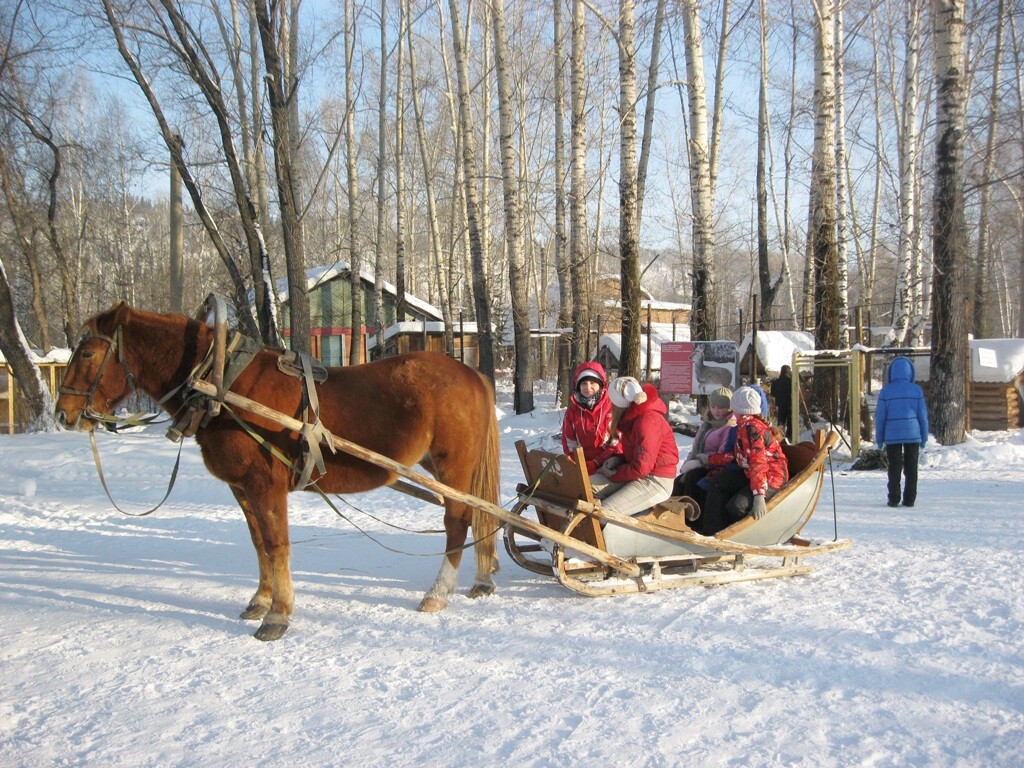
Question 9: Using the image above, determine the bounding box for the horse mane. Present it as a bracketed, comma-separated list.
[93, 302, 212, 400]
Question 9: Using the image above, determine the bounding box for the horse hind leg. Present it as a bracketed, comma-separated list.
[468, 506, 500, 599]
[417, 509, 468, 613]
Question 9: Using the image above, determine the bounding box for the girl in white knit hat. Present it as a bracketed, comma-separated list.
[589, 376, 679, 517]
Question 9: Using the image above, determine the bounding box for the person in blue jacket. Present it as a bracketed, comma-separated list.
[875, 356, 929, 507]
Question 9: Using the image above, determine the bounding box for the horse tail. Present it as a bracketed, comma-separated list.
[471, 377, 502, 576]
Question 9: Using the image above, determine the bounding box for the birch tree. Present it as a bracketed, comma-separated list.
[680, 0, 717, 342]
[492, 0, 533, 412]
[971, 0, 1004, 339]
[617, 0, 642, 377]
[889, 0, 923, 346]
[929, 0, 968, 445]
[569, 0, 588, 368]
[448, 0, 494, 380]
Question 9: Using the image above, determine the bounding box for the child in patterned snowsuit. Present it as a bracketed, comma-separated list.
[693, 386, 789, 535]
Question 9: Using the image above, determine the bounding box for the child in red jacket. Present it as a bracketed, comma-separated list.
[561, 361, 618, 474]
[693, 386, 789, 535]
[591, 377, 679, 517]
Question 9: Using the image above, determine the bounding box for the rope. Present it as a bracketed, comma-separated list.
[89, 429, 185, 517]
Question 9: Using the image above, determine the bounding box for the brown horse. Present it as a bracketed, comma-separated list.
[54, 302, 502, 641]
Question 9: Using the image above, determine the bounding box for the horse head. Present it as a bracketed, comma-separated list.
[55, 302, 137, 430]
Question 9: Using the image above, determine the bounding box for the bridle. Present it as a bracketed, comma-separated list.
[57, 326, 136, 428]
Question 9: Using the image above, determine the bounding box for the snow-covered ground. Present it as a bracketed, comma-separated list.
[1, 382, 1022, 767]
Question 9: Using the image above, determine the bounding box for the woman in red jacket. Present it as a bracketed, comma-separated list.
[693, 386, 789, 535]
[592, 377, 679, 517]
[561, 361, 618, 474]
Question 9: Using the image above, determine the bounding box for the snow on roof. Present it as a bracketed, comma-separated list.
[912, 338, 1024, 384]
[277, 262, 443, 320]
[738, 330, 816, 376]
[597, 323, 691, 371]
[365, 320, 481, 350]
[0, 347, 72, 365]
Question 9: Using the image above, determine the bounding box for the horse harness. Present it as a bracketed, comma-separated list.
[168, 330, 334, 491]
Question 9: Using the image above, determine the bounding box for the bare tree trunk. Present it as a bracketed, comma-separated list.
[373, 0, 388, 358]
[833, 0, 850, 348]
[889, 0, 922, 347]
[0, 256, 55, 431]
[929, 0, 968, 446]
[617, 0, 642, 377]
[341, 0, 361, 363]
[394, 0, 408, 323]
[756, 0, 780, 325]
[169, 155, 184, 312]
[553, 0, 571, 405]
[407, 0, 454, 349]
[810, 0, 840, 416]
[972, 0, 1004, 339]
[569, 0, 588, 367]
[492, 0, 533, 412]
[448, 0, 495, 379]
[680, 0, 717, 342]
[636, 0, 666, 230]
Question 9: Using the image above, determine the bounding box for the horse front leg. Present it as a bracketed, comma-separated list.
[417, 508, 468, 613]
[239, 485, 294, 641]
[231, 488, 272, 621]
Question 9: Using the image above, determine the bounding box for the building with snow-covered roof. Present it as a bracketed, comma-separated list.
[912, 338, 1024, 431]
[737, 330, 816, 380]
[594, 323, 691, 378]
[276, 262, 458, 365]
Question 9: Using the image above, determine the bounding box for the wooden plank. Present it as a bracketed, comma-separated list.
[190, 379, 641, 578]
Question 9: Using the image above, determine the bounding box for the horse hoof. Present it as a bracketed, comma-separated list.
[468, 583, 495, 599]
[417, 596, 447, 613]
[254, 622, 288, 641]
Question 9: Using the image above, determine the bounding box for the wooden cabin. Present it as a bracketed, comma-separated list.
[962, 340, 1024, 430]
[1, 350, 70, 434]
[891, 339, 1024, 431]
[278, 263, 450, 365]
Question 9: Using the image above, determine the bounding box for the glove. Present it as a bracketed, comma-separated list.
[680, 459, 703, 474]
[920, 441, 926, 449]
[598, 457, 622, 477]
[697, 452, 710, 465]
[750, 494, 767, 520]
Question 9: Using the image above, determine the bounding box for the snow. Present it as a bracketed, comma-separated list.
[2, 381, 1023, 767]
[738, 330, 816, 377]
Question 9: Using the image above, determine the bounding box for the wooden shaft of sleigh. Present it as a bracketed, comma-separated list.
[190, 379, 643, 579]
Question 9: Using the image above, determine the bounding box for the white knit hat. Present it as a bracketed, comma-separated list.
[609, 377, 647, 408]
[731, 386, 762, 416]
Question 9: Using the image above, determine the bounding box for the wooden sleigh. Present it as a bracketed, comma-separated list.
[504, 430, 851, 596]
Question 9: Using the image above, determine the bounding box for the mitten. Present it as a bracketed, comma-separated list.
[680, 459, 703, 474]
[697, 452, 710, 465]
[750, 494, 767, 520]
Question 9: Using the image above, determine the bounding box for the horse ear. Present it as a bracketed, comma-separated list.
[111, 301, 131, 324]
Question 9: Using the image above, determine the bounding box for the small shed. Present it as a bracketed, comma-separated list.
[1, 348, 71, 434]
[366, 320, 481, 369]
[738, 330, 816, 381]
[967, 340, 1024, 429]
[595, 323, 691, 378]
[900, 339, 1024, 431]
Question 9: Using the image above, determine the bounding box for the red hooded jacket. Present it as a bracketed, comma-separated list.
[605, 384, 679, 483]
[561, 361, 618, 473]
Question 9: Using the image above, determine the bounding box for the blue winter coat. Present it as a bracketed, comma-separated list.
[875, 357, 929, 446]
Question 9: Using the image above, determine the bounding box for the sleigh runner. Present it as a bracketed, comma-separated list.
[504, 430, 851, 596]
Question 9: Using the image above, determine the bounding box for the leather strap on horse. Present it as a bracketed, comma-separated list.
[89, 429, 185, 516]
